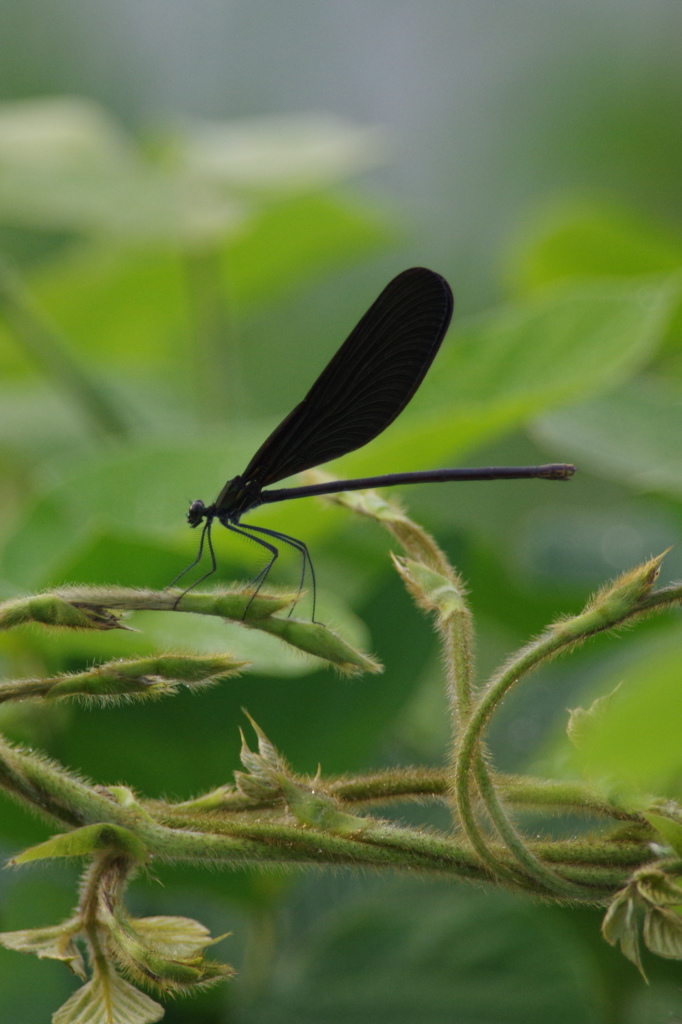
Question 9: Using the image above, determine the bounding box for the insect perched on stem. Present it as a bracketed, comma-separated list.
[172, 268, 574, 616]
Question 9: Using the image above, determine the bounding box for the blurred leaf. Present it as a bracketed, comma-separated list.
[0, 97, 134, 170]
[507, 200, 682, 347]
[435, 277, 676, 406]
[245, 881, 601, 1024]
[4, 275, 676, 592]
[224, 192, 392, 310]
[0, 255, 134, 441]
[48, 534, 186, 591]
[0, 98, 245, 244]
[513, 500, 682, 591]
[171, 113, 388, 194]
[2, 493, 77, 588]
[0, 383, 103, 456]
[567, 684, 622, 748]
[0, 197, 390, 413]
[0, 432, 352, 590]
[508, 199, 682, 293]
[0, 248, 189, 373]
[536, 377, 682, 499]
[538, 632, 682, 799]
[0, 438, 255, 588]
[0, 163, 246, 244]
[339, 275, 679, 476]
[0, 101, 386, 255]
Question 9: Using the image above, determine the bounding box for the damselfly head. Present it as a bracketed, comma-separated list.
[187, 499, 207, 528]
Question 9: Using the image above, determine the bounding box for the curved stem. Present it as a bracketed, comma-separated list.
[454, 625, 609, 897]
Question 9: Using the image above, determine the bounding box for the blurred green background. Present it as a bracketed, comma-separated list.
[1, 2, 682, 1021]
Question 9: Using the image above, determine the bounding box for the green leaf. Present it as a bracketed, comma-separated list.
[224, 192, 391, 309]
[235, 715, 288, 800]
[0, 921, 84, 977]
[537, 377, 682, 499]
[567, 684, 622, 748]
[644, 906, 682, 960]
[445, 278, 675, 405]
[46, 534, 183, 592]
[1, 492, 86, 590]
[634, 866, 682, 907]
[506, 196, 682, 357]
[391, 557, 466, 620]
[53, 970, 163, 1024]
[540, 633, 682, 798]
[0, 438, 259, 587]
[508, 199, 682, 294]
[11, 823, 146, 864]
[0, 431, 343, 589]
[130, 916, 224, 959]
[0, 199, 389, 383]
[105, 914, 233, 992]
[5, 247, 190, 372]
[602, 891, 645, 976]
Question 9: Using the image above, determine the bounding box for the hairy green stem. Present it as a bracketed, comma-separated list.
[0, 587, 380, 675]
[0, 739, 117, 828]
[472, 757, 596, 898]
[0, 736, 646, 897]
[137, 816, 632, 895]
[322, 771, 639, 820]
[453, 614, 628, 896]
[631, 583, 682, 616]
[150, 770, 642, 823]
